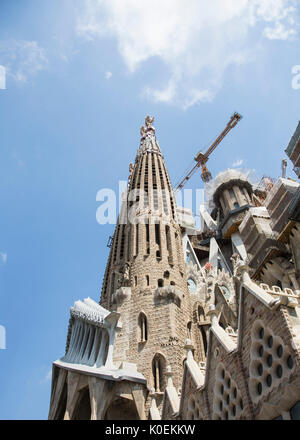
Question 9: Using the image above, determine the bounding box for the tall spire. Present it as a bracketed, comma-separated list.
[100, 116, 192, 394]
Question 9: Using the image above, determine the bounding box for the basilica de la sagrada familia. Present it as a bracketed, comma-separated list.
[48, 116, 300, 420]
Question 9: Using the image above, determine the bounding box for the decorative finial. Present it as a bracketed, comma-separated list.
[185, 339, 194, 361]
[145, 115, 155, 129]
[140, 116, 155, 139]
[230, 253, 250, 279]
[207, 304, 218, 326]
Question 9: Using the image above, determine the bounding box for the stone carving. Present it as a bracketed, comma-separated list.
[230, 252, 243, 277]
[128, 163, 134, 183]
[123, 262, 130, 285]
[70, 298, 109, 327]
[114, 263, 131, 290]
[145, 115, 155, 130]
[154, 285, 183, 306]
[112, 287, 132, 304]
[140, 116, 155, 138]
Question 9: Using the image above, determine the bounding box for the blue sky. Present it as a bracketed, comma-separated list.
[0, 0, 299, 419]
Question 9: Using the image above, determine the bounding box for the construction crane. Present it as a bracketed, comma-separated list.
[174, 112, 243, 191]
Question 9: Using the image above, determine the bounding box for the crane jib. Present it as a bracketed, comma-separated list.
[174, 112, 242, 191]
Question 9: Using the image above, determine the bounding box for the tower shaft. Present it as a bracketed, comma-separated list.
[100, 117, 192, 391]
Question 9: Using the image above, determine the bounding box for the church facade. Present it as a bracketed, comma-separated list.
[48, 118, 300, 420]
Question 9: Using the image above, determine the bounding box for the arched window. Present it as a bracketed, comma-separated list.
[158, 279, 164, 288]
[187, 278, 197, 293]
[138, 313, 148, 343]
[198, 306, 205, 322]
[187, 321, 192, 338]
[220, 285, 230, 300]
[152, 354, 166, 393]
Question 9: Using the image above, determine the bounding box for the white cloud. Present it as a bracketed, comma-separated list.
[76, 0, 299, 108]
[105, 70, 112, 79]
[1, 253, 7, 264]
[232, 159, 244, 167]
[263, 22, 297, 40]
[0, 40, 48, 83]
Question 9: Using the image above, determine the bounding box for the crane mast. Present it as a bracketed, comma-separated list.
[174, 112, 242, 191]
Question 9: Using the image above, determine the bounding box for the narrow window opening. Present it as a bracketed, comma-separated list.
[146, 222, 150, 255]
[135, 223, 139, 256]
[138, 313, 148, 343]
[155, 223, 161, 259]
[158, 279, 164, 288]
[152, 355, 165, 393]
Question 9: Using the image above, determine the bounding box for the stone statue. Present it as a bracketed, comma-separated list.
[123, 262, 130, 284]
[140, 116, 155, 137]
[145, 115, 155, 130]
[115, 263, 131, 289]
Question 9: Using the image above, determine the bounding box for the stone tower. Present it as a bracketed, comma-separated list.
[48, 118, 300, 420]
[100, 116, 192, 396]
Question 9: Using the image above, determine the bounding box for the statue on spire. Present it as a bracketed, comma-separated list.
[145, 115, 155, 130]
[140, 115, 155, 138]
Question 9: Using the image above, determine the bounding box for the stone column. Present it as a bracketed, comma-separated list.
[87, 327, 100, 366]
[223, 189, 235, 211]
[132, 385, 146, 420]
[77, 322, 89, 363]
[89, 377, 113, 420]
[105, 326, 117, 369]
[65, 319, 79, 362]
[95, 329, 107, 368]
[82, 325, 94, 365]
[70, 320, 83, 363]
[233, 185, 243, 207]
